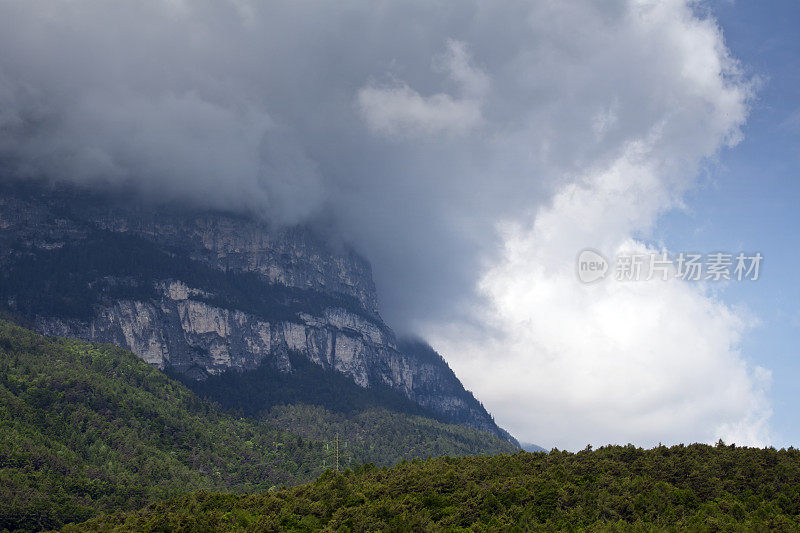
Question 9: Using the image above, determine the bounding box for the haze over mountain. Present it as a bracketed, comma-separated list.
[0, 182, 514, 442]
[0, 0, 771, 448]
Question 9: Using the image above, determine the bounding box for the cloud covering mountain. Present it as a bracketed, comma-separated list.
[0, 0, 769, 447]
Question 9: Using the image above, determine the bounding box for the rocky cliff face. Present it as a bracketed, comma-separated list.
[0, 182, 513, 441]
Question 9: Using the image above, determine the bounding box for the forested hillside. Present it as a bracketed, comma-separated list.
[70, 443, 800, 531]
[173, 351, 441, 421]
[263, 404, 517, 469]
[0, 320, 516, 532]
[0, 320, 323, 532]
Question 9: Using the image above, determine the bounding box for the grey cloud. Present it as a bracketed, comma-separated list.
[0, 0, 747, 332]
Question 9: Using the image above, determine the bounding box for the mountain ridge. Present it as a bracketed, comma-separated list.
[0, 180, 516, 443]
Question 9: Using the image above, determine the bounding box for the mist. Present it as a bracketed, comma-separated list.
[1, 0, 772, 446]
[0, 0, 716, 330]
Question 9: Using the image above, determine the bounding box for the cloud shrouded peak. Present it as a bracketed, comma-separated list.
[0, 0, 748, 326]
[0, 0, 767, 446]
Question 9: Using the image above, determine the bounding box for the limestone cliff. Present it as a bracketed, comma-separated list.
[0, 181, 514, 441]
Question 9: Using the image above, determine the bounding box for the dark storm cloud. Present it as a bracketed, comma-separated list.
[0, 0, 742, 331]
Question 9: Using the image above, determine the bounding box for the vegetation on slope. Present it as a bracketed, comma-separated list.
[0, 320, 326, 532]
[72, 443, 800, 532]
[173, 351, 438, 420]
[178, 339, 514, 444]
[0, 228, 373, 324]
[0, 320, 517, 532]
[263, 404, 517, 469]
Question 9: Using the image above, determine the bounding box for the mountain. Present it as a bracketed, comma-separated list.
[0, 319, 517, 531]
[0, 180, 515, 443]
[68, 444, 800, 531]
[521, 442, 548, 453]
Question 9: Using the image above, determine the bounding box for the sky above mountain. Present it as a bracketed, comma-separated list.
[0, 0, 793, 450]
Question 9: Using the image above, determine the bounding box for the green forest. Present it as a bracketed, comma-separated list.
[0, 320, 514, 532]
[4, 318, 800, 531]
[70, 443, 800, 532]
[263, 404, 517, 469]
[174, 350, 439, 421]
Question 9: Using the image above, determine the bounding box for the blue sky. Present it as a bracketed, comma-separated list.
[657, 0, 800, 446]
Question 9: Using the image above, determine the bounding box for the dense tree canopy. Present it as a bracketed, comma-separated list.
[72, 443, 800, 532]
[0, 320, 515, 532]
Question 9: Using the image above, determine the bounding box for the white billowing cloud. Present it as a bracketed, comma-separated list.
[429, 158, 772, 449]
[428, 105, 770, 448]
[421, 1, 770, 449]
[0, 0, 770, 446]
[357, 40, 487, 138]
